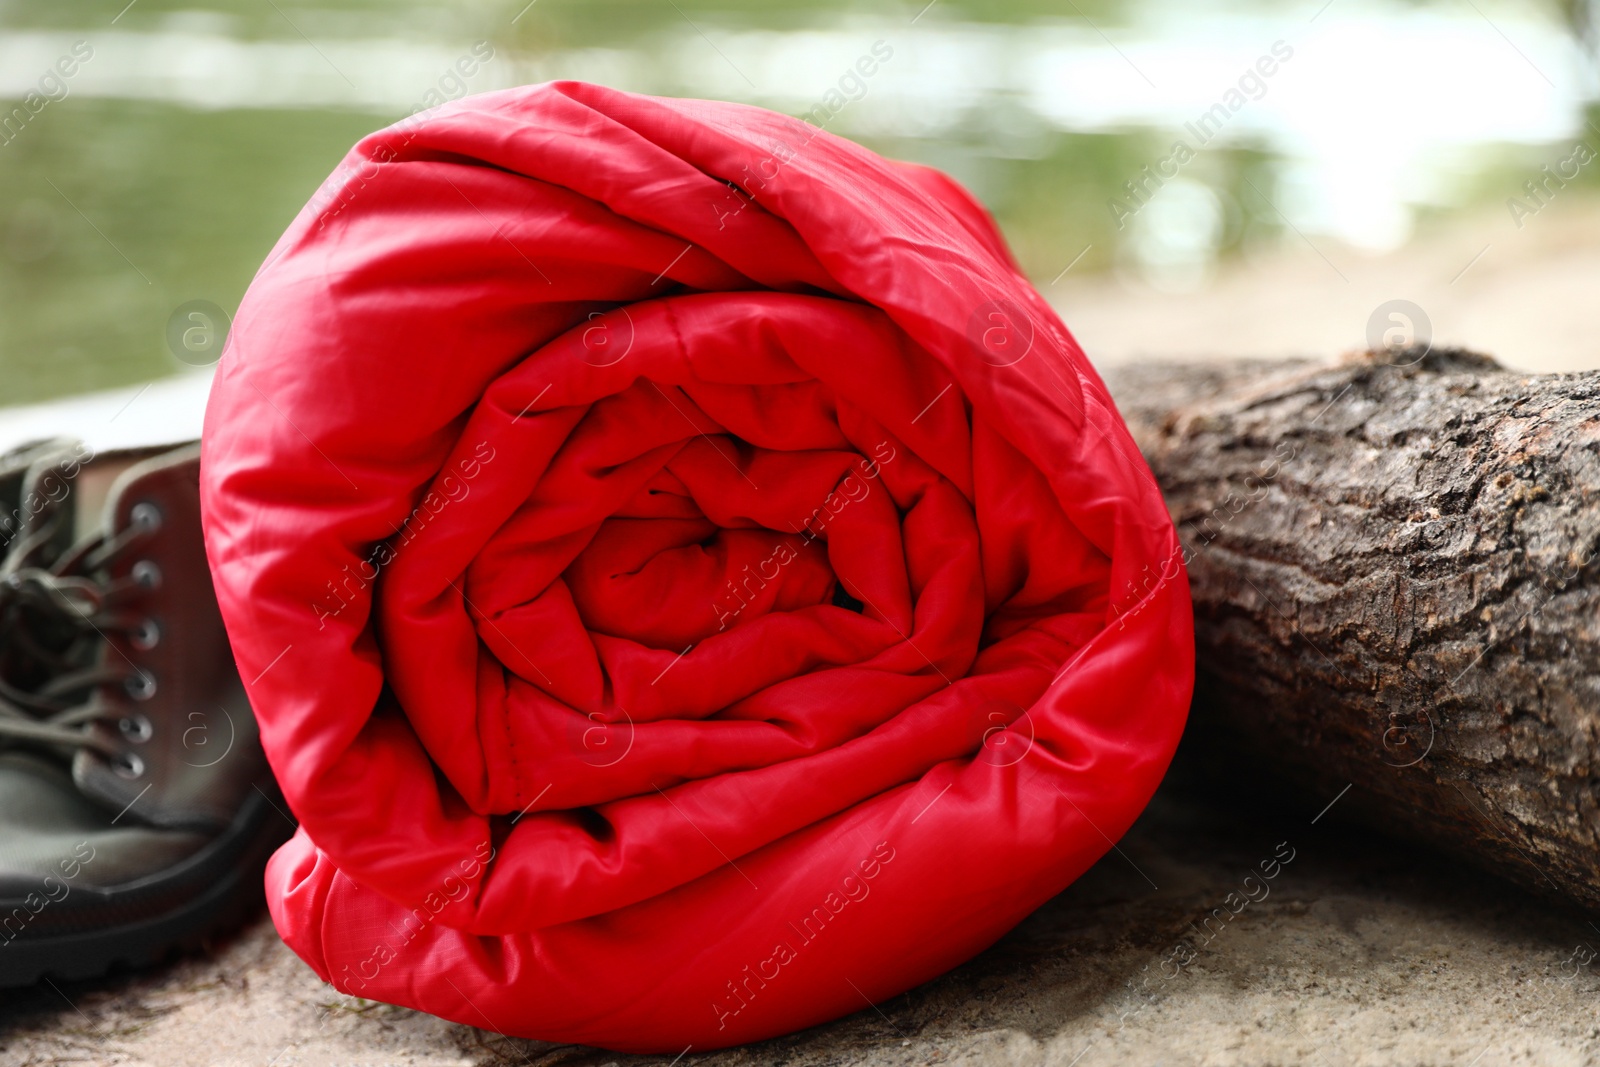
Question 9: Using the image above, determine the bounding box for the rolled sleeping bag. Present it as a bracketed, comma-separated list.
[200, 81, 1193, 1052]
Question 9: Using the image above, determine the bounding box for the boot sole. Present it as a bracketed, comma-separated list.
[0, 784, 294, 987]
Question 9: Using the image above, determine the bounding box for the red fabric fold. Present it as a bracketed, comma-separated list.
[203, 81, 1192, 1052]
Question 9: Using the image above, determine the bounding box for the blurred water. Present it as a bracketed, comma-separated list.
[0, 0, 1595, 403]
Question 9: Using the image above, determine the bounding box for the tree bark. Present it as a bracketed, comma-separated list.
[1101, 348, 1600, 912]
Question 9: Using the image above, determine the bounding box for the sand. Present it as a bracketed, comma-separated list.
[4, 762, 1597, 1067]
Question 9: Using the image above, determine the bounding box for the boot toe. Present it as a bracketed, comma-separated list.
[0, 752, 209, 896]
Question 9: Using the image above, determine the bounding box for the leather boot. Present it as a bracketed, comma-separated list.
[0, 441, 291, 985]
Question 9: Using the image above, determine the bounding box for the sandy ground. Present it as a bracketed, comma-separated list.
[4, 752, 1599, 1067]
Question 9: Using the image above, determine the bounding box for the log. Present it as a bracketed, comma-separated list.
[1100, 348, 1600, 911]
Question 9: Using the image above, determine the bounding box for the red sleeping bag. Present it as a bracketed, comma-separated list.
[200, 81, 1192, 1051]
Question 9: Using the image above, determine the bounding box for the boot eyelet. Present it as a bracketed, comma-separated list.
[118, 713, 153, 743]
[131, 618, 161, 651]
[125, 671, 157, 701]
[130, 502, 162, 533]
[111, 751, 146, 779]
[131, 561, 162, 590]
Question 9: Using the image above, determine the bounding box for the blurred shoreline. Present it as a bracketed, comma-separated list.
[1051, 193, 1600, 374]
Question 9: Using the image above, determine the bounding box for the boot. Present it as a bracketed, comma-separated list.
[0, 440, 291, 985]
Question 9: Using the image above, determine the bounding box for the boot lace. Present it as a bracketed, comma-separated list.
[0, 503, 161, 758]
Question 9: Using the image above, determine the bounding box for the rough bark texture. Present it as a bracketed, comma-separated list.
[1102, 348, 1600, 913]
